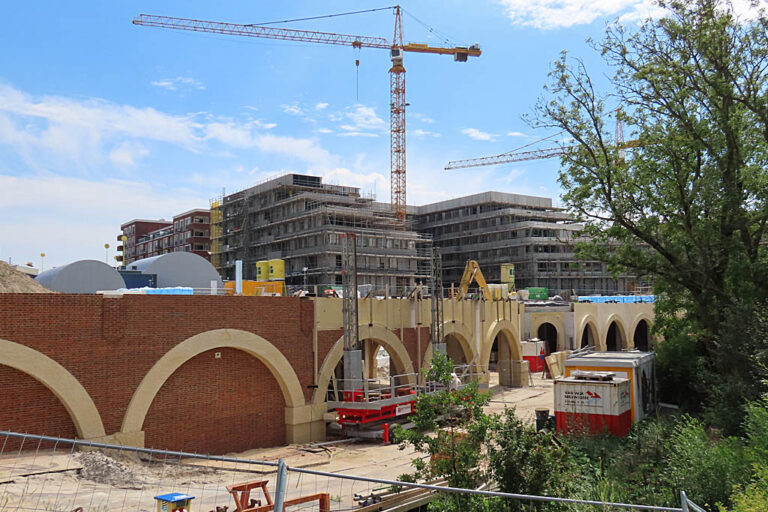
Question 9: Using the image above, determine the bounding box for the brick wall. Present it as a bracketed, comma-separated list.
[0, 294, 428, 454]
[143, 348, 285, 453]
[0, 294, 313, 454]
[0, 365, 77, 451]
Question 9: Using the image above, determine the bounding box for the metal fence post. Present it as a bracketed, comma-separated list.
[680, 491, 688, 512]
[274, 458, 287, 511]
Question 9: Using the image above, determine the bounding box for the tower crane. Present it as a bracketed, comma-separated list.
[445, 112, 641, 170]
[133, 7, 481, 220]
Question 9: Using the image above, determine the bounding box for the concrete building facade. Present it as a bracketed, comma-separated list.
[119, 209, 211, 266]
[211, 174, 431, 292]
[412, 191, 637, 296]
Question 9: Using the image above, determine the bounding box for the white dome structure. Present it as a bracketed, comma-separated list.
[128, 252, 223, 289]
[36, 260, 126, 293]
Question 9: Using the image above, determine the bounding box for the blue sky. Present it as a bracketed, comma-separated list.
[0, 1, 681, 267]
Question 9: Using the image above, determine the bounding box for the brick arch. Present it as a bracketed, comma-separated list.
[577, 315, 603, 351]
[0, 338, 106, 439]
[480, 319, 522, 370]
[312, 324, 415, 405]
[421, 321, 477, 372]
[603, 314, 630, 351]
[122, 329, 305, 435]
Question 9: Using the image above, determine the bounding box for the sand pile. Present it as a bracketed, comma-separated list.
[76, 451, 146, 488]
[0, 261, 52, 293]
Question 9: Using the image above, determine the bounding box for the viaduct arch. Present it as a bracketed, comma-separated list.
[0, 338, 106, 440]
[312, 324, 415, 405]
[121, 329, 305, 437]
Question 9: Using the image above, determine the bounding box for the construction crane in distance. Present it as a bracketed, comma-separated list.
[133, 7, 481, 221]
[445, 112, 642, 170]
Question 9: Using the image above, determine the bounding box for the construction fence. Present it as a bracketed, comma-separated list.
[0, 431, 705, 512]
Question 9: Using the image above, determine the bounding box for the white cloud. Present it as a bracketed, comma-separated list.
[462, 127, 496, 141]
[254, 134, 334, 165]
[281, 103, 304, 116]
[0, 82, 329, 169]
[337, 104, 386, 137]
[151, 76, 205, 91]
[315, 102, 329, 110]
[507, 131, 528, 137]
[413, 128, 440, 138]
[411, 113, 435, 124]
[497, 0, 762, 29]
[0, 174, 208, 267]
[316, 128, 333, 134]
[109, 141, 149, 167]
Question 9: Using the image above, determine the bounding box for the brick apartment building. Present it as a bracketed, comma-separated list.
[119, 209, 211, 266]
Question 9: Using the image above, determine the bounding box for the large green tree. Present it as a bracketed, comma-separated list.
[533, 0, 768, 427]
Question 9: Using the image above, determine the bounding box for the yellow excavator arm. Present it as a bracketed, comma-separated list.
[456, 260, 492, 300]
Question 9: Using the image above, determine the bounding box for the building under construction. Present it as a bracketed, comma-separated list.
[210, 174, 431, 292]
[412, 191, 636, 295]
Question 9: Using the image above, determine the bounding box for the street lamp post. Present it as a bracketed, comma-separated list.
[104, 243, 110, 264]
[40, 252, 45, 272]
[303, 266, 308, 290]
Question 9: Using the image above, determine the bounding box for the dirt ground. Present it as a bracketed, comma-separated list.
[0, 371, 554, 511]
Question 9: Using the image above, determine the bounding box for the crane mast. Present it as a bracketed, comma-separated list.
[133, 8, 480, 221]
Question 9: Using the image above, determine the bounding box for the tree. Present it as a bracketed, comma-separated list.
[392, 352, 494, 510]
[532, 0, 768, 428]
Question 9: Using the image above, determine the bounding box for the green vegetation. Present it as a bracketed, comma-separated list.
[394, 353, 768, 511]
[531, 0, 768, 432]
[392, 2, 768, 510]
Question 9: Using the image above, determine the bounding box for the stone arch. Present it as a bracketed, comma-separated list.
[578, 316, 603, 351]
[529, 315, 566, 352]
[630, 314, 653, 351]
[0, 338, 106, 439]
[122, 329, 305, 435]
[312, 324, 415, 405]
[480, 320, 522, 371]
[537, 323, 559, 354]
[421, 321, 477, 372]
[604, 315, 629, 351]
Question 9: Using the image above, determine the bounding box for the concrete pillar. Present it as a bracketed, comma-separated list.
[285, 403, 327, 444]
[509, 360, 530, 387]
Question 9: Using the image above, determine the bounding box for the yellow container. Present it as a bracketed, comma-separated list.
[500, 263, 516, 288]
[256, 260, 269, 281]
[224, 280, 283, 296]
[268, 258, 285, 281]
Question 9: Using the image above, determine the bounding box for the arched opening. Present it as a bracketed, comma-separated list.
[143, 347, 286, 454]
[634, 320, 650, 351]
[606, 322, 624, 351]
[490, 330, 518, 388]
[489, 338, 500, 371]
[0, 365, 78, 450]
[537, 323, 558, 354]
[445, 333, 468, 366]
[581, 323, 597, 348]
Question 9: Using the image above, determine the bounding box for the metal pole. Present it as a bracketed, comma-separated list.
[274, 458, 287, 511]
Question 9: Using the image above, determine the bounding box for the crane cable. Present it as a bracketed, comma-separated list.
[248, 6, 397, 26]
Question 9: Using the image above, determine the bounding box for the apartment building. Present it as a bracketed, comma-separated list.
[119, 209, 211, 265]
[412, 192, 636, 296]
[210, 174, 431, 291]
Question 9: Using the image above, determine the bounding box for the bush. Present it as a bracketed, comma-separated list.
[666, 417, 750, 509]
